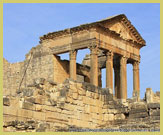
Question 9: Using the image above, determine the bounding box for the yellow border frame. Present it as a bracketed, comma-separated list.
[0, 1, 161, 135]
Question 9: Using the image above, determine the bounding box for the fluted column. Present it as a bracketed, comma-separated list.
[133, 61, 140, 100]
[90, 45, 98, 86]
[106, 51, 113, 94]
[120, 56, 128, 100]
[69, 50, 77, 80]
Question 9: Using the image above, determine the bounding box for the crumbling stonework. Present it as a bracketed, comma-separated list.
[3, 45, 93, 96]
[3, 79, 160, 132]
[3, 14, 160, 132]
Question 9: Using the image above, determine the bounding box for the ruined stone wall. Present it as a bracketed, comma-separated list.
[3, 45, 55, 96]
[22, 45, 55, 88]
[3, 44, 92, 96]
[53, 56, 93, 84]
[53, 56, 69, 83]
[3, 79, 160, 132]
[3, 58, 24, 96]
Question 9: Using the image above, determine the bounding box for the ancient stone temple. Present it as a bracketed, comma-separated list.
[3, 14, 160, 132]
[39, 14, 145, 100]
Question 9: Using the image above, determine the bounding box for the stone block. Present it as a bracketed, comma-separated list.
[129, 112, 148, 119]
[83, 96, 96, 106]
[129, 108, 147, 114]
[94, 93, 99, 99]
[20, 101, 35, 111]
[33, 111, 46, 121]
[90, 106, 100, 113]
[35, 104, 42, 111]
[78, 89, 83, 95]
[34, 78, 45, 85]
[60, 88, 68, 97]
[86, 91, 92, 97]
[150, 116, 160, 121]
[147, 103, 160, 109]
[92, 113, 103, 120]
[3, 106, 17, 116]
[22, 89, 34, 97]
[70, 85, 77, 92]
[76, 83, 82, 89]
[25, 97, 35, 103]
[149, 109, 160, 116]
[36, 123, 50, 132]
[45, 111, 68, 122]
[34, 95, 45, 105]
[80, 113, 91, 121]
[130, 102, 147, 110]
[3, 97, 10, 106]
[84, 104, 90, 113]
[44, 105, 61, 113]
[114, 114, 125, 120]
[103, 114, 114, 121]
[78, 95, 83, 101]
[66, 97, 73, 103]
[82, 82, 96, 92]
[145, 88, 154, 103]
[107, 109, 118, 114]
[76, 100, 84, 107]
[17, 109, 33, 119]
[63, 103, 75, 111]
[72, 92, 78, 100]
[61, 109, 73, 115]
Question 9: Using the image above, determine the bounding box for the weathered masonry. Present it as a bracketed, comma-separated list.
[40, 14, 145, 100]
[3, 14, 160, 132]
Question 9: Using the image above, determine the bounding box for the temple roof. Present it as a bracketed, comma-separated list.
[40, 14, 146, 46]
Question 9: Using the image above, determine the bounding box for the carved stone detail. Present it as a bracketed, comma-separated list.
[120, 56, 128, 65]
[69, 50, 77, 60]
[133, 61, 140, 70]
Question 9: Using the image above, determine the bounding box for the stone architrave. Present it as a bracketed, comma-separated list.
[89, 45, 98, 86]
[120, 56, 127, 100]
[133, 60, 140, 100]
[69, 50, 77, 80]
[106, 51, 113, 94]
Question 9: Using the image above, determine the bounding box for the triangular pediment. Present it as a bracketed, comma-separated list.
[98, 14, 146, 46]
[107, 22, 137, 41]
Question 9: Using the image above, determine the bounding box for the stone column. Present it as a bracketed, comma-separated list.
[106, 51, 113, 94]
[120, 56, 127, 100]
[132, 61, 140, 100]
[114, 62, 120, 98]
[69, 50, 77, 80]
[90, 45, 98, 86]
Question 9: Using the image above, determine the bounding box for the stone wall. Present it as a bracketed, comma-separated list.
[3, 58, 24, 96]
[3, 79, 160, 132]
[3, 45, 91, 96]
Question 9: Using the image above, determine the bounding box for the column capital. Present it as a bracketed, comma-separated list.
[69, 49, 77, 60]
[120, 56, 128, 65]
[133, 60, 140, 70]
[89, 45, 99, 55]
[88, 44, 97, 50]
[106, 50, 113, 60]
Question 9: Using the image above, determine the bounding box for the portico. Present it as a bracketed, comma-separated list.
[40, 14, 145, 100]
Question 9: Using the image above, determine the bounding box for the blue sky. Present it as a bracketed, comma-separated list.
[3, 3, 160, 99]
